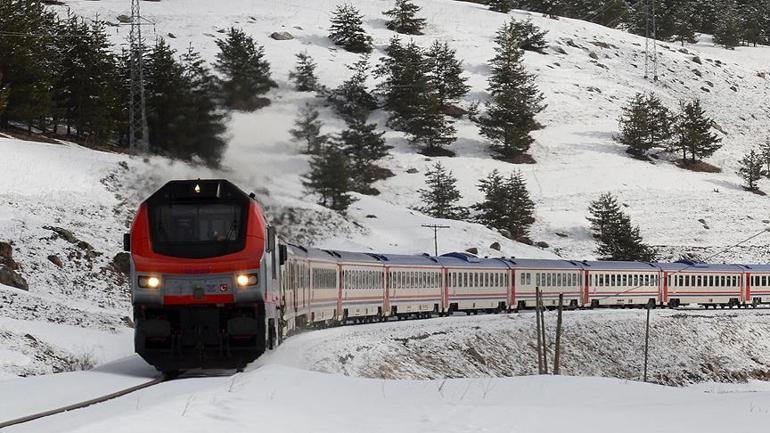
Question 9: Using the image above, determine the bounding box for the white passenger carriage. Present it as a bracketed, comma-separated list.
[379, 254, 443, 317]
[742, 264, 770, 305]
[511, 259, 584, 308]
[658, 263, 744, 307]
[584, 261, 661, 307]
[305, 248, 342, 323]
[280, 244, 313, 331]
[438, 253, 510, 313]
[337, 251, 385, 320]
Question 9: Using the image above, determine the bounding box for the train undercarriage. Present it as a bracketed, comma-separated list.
[133, 303, 266, 373]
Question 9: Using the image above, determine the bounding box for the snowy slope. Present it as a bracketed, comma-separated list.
[4, 351, 770, 432]
[3, 0, 770, 378]
[58, 0, 770, 262]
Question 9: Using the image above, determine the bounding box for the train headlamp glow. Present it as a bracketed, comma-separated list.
[236, 273, 258, 287]
[138, 276, 161, 289]
[194, 184, 201, 194]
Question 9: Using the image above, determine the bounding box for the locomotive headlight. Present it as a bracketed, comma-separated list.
[138, 276, 161, 289]
[236, 273, 258, 287]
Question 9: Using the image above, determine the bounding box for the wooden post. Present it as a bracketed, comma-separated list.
[643, 304, 651, 382]
[535, 286, 543, 374]
[540, 291, 548, 374]
[554, 293, 564, 375]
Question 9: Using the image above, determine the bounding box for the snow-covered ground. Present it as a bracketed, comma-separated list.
[5, 322, 770, 433]
[2, 0, 770, 382]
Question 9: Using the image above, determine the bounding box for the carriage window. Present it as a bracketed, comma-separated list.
[763, 276, 768, 287]
[525, 273, 530, 285]
[535, 273, 541, 287]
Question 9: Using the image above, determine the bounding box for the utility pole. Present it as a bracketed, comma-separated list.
[129, 0, 150, 153]
[421, 224, 450, 257]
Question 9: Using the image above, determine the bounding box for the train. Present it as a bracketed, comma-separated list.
[125, 179, 770, 373]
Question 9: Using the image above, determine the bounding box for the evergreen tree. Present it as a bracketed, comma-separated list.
[418, 162, 468, 219]
[714, 2, 743, 49]
[671, 1, 698, 45]
[326, 56, 378, 123]
[741, 5, 766, 47]
[488, 0, 513, 13]
[303, 141, 355, 212]
[628, 0, 676, 41]
[290, 103, 327, 155]
[0, 0, 58, 129]
[424, 41, 470, 107]
[383, 0, 426, 35]
[478, 20, 546, 161]
[329, 4, 373, 54]
[587, 193, 655, 262]
[617, 93, 674, 157]
[214, 27, 276, 111]
[507, 19, 548, 53]
[760, 137, 770, 176]
[739, 148, 763, 191]
[674, 100, 722, 163]
[404, 91, 457, 154]
[179, 45, 228, 166]
[375, 38, 430, 129]
[289, 51, 319, 92]
[0, 71, 8, 116]
[473, 169, 535, 240]
[336, 118, 391, 194]
[53, 15, 121, 142]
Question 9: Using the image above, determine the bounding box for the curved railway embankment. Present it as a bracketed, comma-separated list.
[270, 309, 770, 386]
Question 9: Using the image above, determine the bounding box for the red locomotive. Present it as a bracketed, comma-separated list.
[125, 179, 282, 373]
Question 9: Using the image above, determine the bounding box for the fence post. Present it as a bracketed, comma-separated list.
[540, 290, 548, 374]
[554, 293, 564, 375]
[535, 286, 543, 374]
[643, 304, 651, 382]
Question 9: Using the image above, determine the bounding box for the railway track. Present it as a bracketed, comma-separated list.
[0, 375, 168, 430]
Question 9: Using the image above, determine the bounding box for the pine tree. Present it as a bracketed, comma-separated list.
[488, 0, 513, 13]
[376, 37, 429, 129]
[507, 19, 548, 53]
[418, 162, 468, 219]
[144, 39, 189, 156]
[329, 4, 373, 54]
[674, 100, 722, 163]
[473, 170, 535, 240]
[0, 0, 58, 129]
[714, 2, 743, 49]
[0, 71, 8, 117]
[383, 0, 426, 35]
[741, 5, 766, 47]
[404, 91, 457, 155]
[424, 41, 470, 107]
[478, 20, 546, 161]
[326, 56, 378, 123]
[617, 93, 673, 157]
[290, 103, 327, 155]
[336, 118, 391, 194]
[760, 137, 770, 176]
[179, 45, 228, 166]
[587, 192, 623, 240]
[587, 193, 655, 262]
[739, 149, 763, 191]
[303, 141, 355, 213]
[214, 27, 276, 111]
[53, 15, 121, 142]
[289, 51, 319, 92]
[671, 1, 698, 45]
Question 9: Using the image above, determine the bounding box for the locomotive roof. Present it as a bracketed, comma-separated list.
[147, 179, 249, 203]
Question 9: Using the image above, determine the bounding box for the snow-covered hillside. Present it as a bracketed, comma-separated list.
[58, 0, 770, 262]
[3, 0, 770, 378]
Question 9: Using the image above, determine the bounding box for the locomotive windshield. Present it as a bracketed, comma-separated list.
[149, 201, 247, 259]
